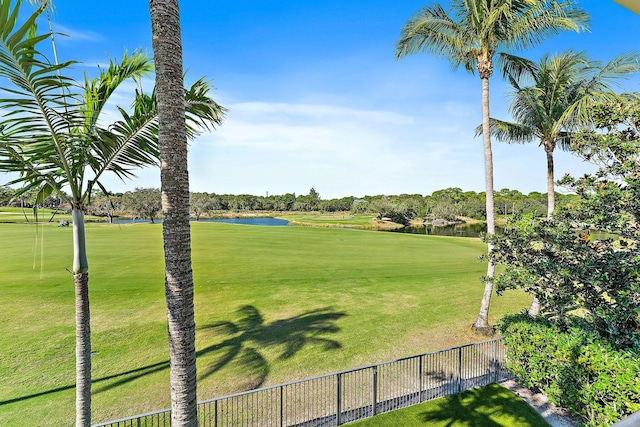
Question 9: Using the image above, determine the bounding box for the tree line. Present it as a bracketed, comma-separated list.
[0, 184, 578, 224]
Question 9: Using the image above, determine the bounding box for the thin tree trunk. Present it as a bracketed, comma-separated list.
[150, 1, 198, 425]
[72, 208, 91, 427]
[529, 146, 556, 317]
[474, 75, 495, 333]
[546, 146, 555, 218]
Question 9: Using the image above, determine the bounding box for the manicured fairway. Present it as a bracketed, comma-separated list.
[348, 383, 550, 426]
[0, 222, 529, 425]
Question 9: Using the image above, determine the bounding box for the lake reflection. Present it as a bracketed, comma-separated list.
[392, 223, 503, 238]
[112, 217, 289, 226]
[206, 217, 289, 226]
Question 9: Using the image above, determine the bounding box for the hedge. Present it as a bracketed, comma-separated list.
[499, 313, 640, 426]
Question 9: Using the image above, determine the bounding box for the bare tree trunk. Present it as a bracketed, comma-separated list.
[72, 208, 91, 427]
[546, 146, 555, 218]
[150, 1, 198, 425]
[528, 146, 556, 317]
[474, 74, 495, 333]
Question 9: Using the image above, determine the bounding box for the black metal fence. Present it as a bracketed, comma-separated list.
[93, 338, 508, 427]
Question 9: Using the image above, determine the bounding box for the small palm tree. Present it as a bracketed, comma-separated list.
[395, 0, 589, 331]
[0, 2, 225, 425]
[480, 50, 640, 315]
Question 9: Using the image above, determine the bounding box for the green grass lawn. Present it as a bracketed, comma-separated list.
[348, 383, 550, 427]
[0, 206, 103, 224]
[0, 222, 529, 426]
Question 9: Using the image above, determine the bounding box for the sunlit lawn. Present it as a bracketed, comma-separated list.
[348, 383, 550, 427]
[0, 221, 530, 425]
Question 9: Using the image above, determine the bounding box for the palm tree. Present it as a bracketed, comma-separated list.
[0, 2, 224, 425]
[486, 50, 640, 217]
[481, 50, 640, 315]
[149, 0, 200, 425]
[395, 0, 589, 331]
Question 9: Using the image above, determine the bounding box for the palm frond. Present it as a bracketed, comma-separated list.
[82, 51, 152, 130]
[475, 117, 535, 144]
[0, 1, 81, 198]
[502, 0, 590, 52]
[496, 52, 538, 84]
[395, 4, 474, 71]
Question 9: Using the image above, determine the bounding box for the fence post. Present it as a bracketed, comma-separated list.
[457, 347, 462, 393]
[337, 373, 342, 425]
[492, 339, 497, 383]
[214, 399, 218, 427]
[280, 385, 284, 427]
[419, 354, 424, 402]
[372, 366, 378, 416]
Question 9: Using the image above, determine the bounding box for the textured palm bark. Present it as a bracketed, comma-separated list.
[74, 271, 91, 427]
[72, 207, 91, 426]
[474, 73, 496, 332]
[150, 0, 198, 425]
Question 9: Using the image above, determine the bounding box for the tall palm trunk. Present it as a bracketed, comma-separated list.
[474, 70, 496, 332]
[72, 207, 91, 427]
[150, 1, 198, 425]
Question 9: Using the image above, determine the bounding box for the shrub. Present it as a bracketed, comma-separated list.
[499, 313, 640, 426]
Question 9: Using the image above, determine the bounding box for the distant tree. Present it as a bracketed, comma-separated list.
[0, 185, 13, 205]
[517, 197, 547, 217]
[351, 199, 369, 214]
[495, 188, 524, 216]
[122, 188, 162, 222]
[459, 196, 486, 220]
[280, 193, 296, 211]
[370, 197, 410, 224]
[88, 194, 120, 223]
[308, 187, 321, 210]
[294, 194, 312, 212]
[190, 192, 213, 220]
[431, 200, 458, 221]
[209, 193, 227, 211]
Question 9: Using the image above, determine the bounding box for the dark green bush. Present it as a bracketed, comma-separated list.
[499, 313, 640, 426]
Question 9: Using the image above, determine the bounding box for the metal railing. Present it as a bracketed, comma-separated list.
[93, 338, 508, 427]
[610, 411, 640, 427]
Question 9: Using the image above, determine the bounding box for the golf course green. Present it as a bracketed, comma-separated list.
[0, 221, 530, 425]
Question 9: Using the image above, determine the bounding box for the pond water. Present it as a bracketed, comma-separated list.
[112, 217, 289, 226]
[392, 223, 504, 238]
[205, 217, 289, 226]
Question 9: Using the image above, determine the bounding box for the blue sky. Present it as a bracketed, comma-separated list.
[18, 1, 640, 198]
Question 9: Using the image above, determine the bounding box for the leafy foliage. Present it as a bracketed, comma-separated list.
[488, 96, 640, 349]
[121, 188, 161, 223]
[499, 314, 640, 426]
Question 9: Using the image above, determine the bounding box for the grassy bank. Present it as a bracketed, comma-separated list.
[275, 212, 401, 230]
[0, 222, 529, 425]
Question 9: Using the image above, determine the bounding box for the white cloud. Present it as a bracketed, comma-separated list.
[52, 23, 103, 42]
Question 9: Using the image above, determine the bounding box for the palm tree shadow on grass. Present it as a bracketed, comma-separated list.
[418, 384, 549, 427]
[197, 305, 347, 389]
[1, 305, 346, 405]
